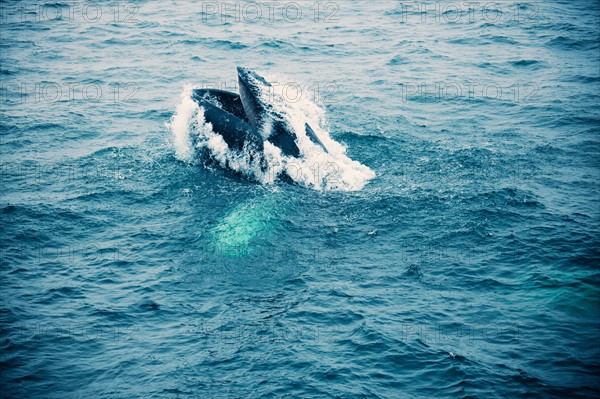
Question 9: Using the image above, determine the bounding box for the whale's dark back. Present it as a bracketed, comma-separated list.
[192, 89, 263, 153]
[192, 89, 248, 123]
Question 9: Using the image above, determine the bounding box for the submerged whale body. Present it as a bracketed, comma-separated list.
[192, 67, 328, 160]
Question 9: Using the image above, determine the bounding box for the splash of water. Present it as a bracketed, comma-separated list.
[168, 74, 375, 191]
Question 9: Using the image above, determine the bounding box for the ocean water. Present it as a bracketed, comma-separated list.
[1, 0, 599, 398]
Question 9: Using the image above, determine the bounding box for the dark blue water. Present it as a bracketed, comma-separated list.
[1, 1, 599, 398]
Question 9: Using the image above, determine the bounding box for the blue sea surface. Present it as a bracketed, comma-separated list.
[1, 1, 599, 398]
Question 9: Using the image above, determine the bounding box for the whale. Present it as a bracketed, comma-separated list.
[192, 67, 328, 160]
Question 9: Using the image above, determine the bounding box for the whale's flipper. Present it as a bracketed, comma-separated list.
[305, 123, 328, 153]
[195, 96, 263, 153]
[192, 89, 249, 123]
[267, 120, 300, 157]
[237, 66, 301, 157]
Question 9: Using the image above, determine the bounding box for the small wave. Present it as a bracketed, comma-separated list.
[546, 35, 596, 50]
[180, 38, 248, 50]
[255, 39, 298, 50]
[562, 75, 600, 84]
[464, 187, 544, 209]
[43, 2, 71, 6]
[482, 35, 519, 45]
[509, 60, 546, 69]
[102, 38, 131, 45]
[387, 55, 408, 66]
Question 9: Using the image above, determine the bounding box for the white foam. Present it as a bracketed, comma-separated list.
[168, 75, 375, 191]
[166, 85, 197, 163]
